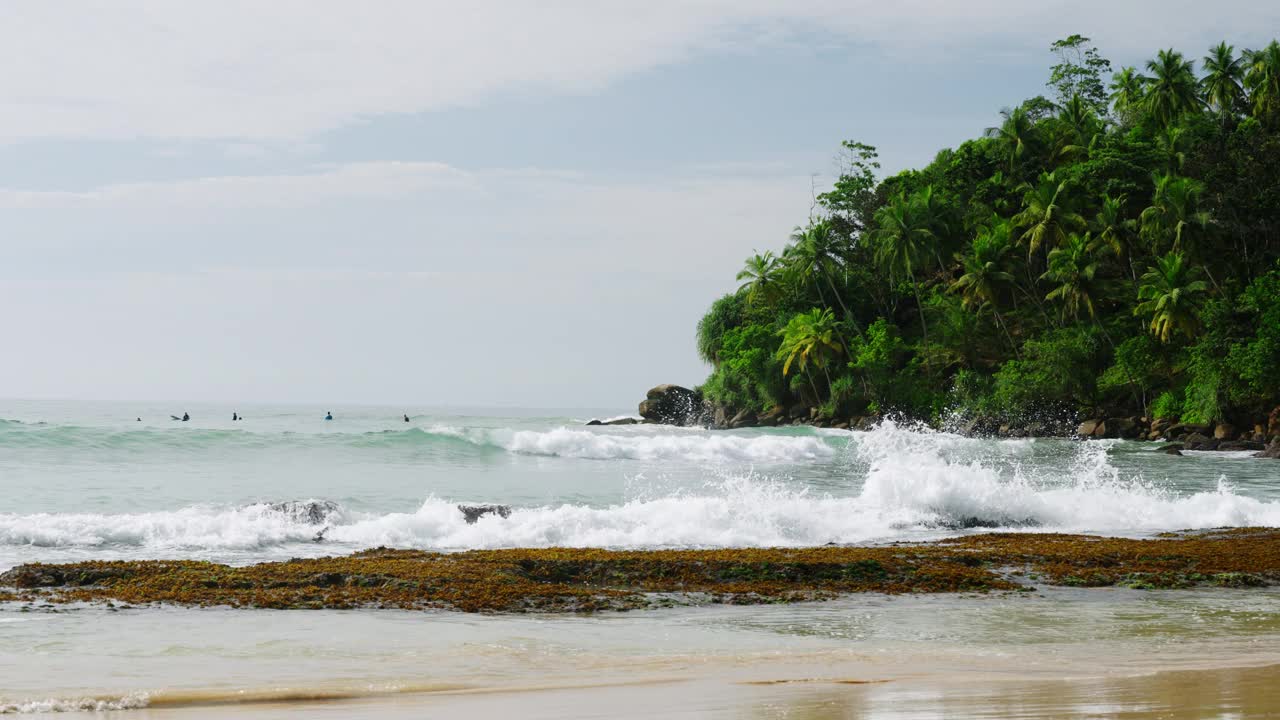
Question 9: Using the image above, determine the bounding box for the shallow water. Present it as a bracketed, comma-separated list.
[4, 588, 1280, 715]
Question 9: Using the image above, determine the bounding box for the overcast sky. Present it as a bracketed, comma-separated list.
[2, 1, 1277, 408]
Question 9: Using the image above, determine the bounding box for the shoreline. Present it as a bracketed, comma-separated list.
[630, 385, 1280, 457]
[4, 529, 1278, 613]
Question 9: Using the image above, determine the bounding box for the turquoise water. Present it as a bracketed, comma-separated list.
[2, 398, 1278, 570]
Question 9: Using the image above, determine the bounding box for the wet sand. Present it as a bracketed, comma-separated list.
[120, 662, 1280, 719]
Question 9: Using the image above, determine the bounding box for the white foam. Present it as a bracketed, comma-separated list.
[1, 422, 1277, 560]
[0, 694, 149, 714]
[432, 425, 836, 463]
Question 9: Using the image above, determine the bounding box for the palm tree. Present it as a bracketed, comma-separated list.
[1245, 40, 1280, 123]
[950, 218, 1020, 356]
[1140, 172, 1211, 254]
[1054, 93, 1102, 161]
[1153, 125, 1188, 174]
[984, 107, 1039, 173]
[736, 251, 783, 306]
[785, 221, 859, 334]
[1041, 233, 1103, 323]
[1012, 172, 1087, 256]
[776, 308, 843, 400]
[1134, 252, 1210, 343]
[1090, 195, 1139, 282]
[1109, 66, 1148, 124]
[872, 191, 939, 357]
[1144, 49, 1201, 129]
[1202, 42, 1245, 122]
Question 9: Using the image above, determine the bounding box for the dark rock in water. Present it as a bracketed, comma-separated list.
[267, 500, 342, 525]
[458, 504, 512, 524]
[586, 419, 603, 426]
[1183, 433, 1219, 451]
[638, 385, 708, 426]
[1257, 441, 1280, 459]
[939, 516, 1041, 530]
[1161, 444, 1184, 456]
[604, 417, 638, 426]
[1218, 440, 1264, 452]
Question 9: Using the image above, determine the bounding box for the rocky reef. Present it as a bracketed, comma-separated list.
[3, 530, 1277, 613]
[626, 384, 1280, 457]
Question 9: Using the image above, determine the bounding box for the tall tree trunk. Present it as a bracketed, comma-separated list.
[909, 270, 931, 373]
[993, 308, 1021, 360]
[824, 271, 865, 338]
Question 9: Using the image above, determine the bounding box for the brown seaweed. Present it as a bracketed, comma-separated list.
[2, 529, 1277, 613]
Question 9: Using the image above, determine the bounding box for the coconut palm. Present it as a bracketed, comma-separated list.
[1109, 66, 1148, 124]
[872, 191, 940, 356]
[1054, 93, 1102, 161]
[1090, 195, 1139, 282]
[736, 251, 783, 307]
[1012, 171, 1087, 256]
[1245, 40, 1280, 122]
[1202, 42, 1245, 121]
[784, 221, 859, 332]
[1144, 49, 1201, 129]
[1134, 252, 1210, 343]
[1140, 173, 1210, 254]
[1041, 233, 1104, 323]
[984, 107, 1039, 174]
[776, 308, 843, 400]
[950, 218, 1020, 356]
[1153, 125, 1188, 174]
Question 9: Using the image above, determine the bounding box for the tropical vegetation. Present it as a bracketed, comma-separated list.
[696, 36, 1280, 428]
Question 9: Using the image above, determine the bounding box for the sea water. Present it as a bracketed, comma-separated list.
[2, 398, 1280, 716]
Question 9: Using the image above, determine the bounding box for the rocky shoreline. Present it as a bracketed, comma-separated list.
[617, 384, 1280, 459]
[3, 530, 1277, 613]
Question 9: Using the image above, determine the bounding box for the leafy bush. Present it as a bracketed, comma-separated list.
[986, 327, 1104, 417]
[1150, 391, 1182, 419]
[700, 323, 789, 413]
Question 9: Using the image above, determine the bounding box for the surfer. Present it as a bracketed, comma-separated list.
[182, 412, 189, 422]
[403, 414, 410, 423]
[324, 411, 333, 421]
[232, 412, 238, 421]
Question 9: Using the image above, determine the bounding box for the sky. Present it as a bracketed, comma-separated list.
[2, 1, 1278, 408]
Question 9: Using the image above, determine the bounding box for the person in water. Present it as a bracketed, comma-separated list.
[324, 411, 333, 421]
[403, 414, 410, 423]
[182, 412, 189, 422]
[232, 412, 238, 421]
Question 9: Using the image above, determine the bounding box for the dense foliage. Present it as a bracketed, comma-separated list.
[698, 36, 1280, 426]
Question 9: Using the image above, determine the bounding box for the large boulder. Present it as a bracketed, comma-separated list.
[638, 385, 708, 426]
[1183, 433, 1219, 451]
[728, 409, 757, 429]
[1077, 419, 1103, 438]
[756, 406, 785, 427]
[1098, 417, 1140, 439]
[1214, 423, 1237, 440]
[1257, 440, 1280, 460]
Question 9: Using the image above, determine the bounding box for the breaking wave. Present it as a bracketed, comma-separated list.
[2, 422, 1277, 565]
[0, 419, 836, 464]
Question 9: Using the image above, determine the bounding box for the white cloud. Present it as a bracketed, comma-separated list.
[2, 1, 1276, 143]
[0, 161, 473, 208]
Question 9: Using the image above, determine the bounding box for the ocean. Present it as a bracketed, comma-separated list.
[3, 398, 1280, 717]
